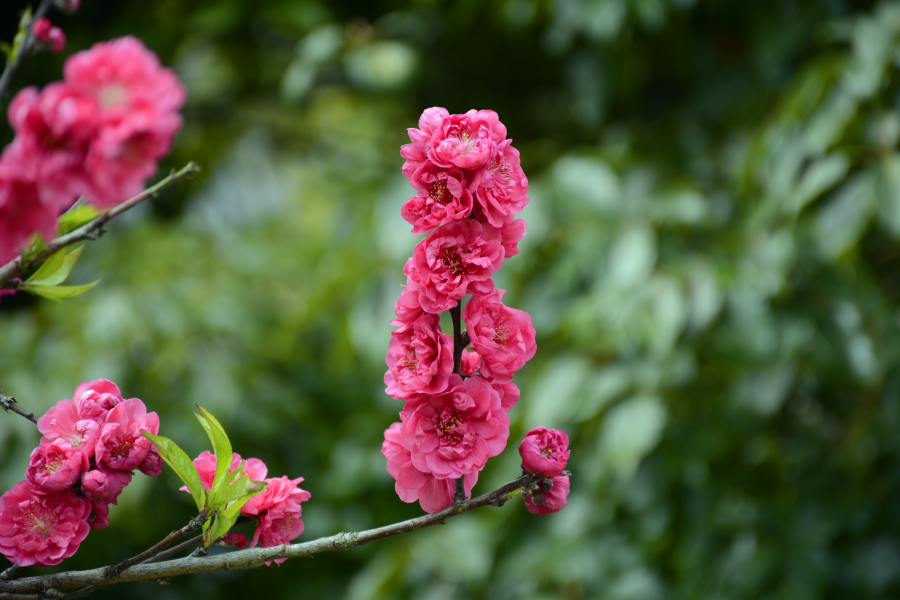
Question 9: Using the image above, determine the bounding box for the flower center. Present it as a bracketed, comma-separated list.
[100, 84, 128, 108]
[429, 179, 450, 205]
[541, 448, 553, 458]
[433, 410, 464, 446]
[23, 507, 57, 538]
[493, 325, 510, 345]
[109, 437, 135, 459]
[441, 248, 465, 276]
[41, 458, 62, 474]
[398, 347, 418, 370]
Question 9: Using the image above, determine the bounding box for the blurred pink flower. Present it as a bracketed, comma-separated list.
[518, 427, 570, 477]
[384, 314, 454, 400]
[524, 474, 570, 515]
[402, 375, 509, 479]
[33, 19, 66, 53]
[463, 289, 536, 384]
[405, 219, 504, 313]
[0, 481, 91, 566]
[94, 398, 159, 471]
[0, 176, 56, 263]
[25, 440, 89, 492]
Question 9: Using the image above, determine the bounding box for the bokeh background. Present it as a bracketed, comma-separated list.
[3, 0, 900, 598]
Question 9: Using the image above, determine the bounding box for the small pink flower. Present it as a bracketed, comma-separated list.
[94, 398, 160, 471]
[26, 440, 89, 492]
[139, 447, 162, 476]
[88, 465, 132, 530]
[63, 37, 186, 208]
[524, 474, 570, 515]
[401, 162, 474, 234]
[463, 289, 536, 384]
[493, 382, 520, 412]
[31, 18, 52, 41]
[391, 282, 426, 329]
[402, 375, 509, 479]
[182, 451, 268, 493]
[518, 427, 570, 477]
[73, 378, 124, 422]
[80, 470, 109, 500]
[405, 219, 504, 313]
[488, 218, 526, 259]
[244, 476, 311, 564]
[400, 107, 449, 178]
[428, 110, 504, 170]
[382, 421, 478, 513]
[37, 399, 100, 458]
[384, 314, 454, 400]
[473, 141, 528, 227]
[47, 28, 66, 53]
[460, 350, 480, 377]
[0, 481, 91, 566]
[32, 20, 66, 53]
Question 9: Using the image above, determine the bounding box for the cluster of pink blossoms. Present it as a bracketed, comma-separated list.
[382, 108, 568, 514]
[0, 36, 185, 263]
[181, 451, 310, 565]
[0, 379, 161, 566]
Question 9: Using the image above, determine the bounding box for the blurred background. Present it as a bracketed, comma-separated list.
[2, 0, 900, 598]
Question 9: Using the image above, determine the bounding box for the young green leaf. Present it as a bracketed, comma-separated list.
[57, 206, 100, 235]
[194, 406, 233, 502]
[141, 432, 206, 512]
[25, 248, 67, 284]
[20, 281, 99, 302]
[27, 246, 86, 287]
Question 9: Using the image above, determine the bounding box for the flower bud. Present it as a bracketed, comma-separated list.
[47, 27, 66, 53]
[218, 532, 248, 548]
[81, 470, 109, 500]
[31, 18, 51, 40]
[524, 474, 570, 516]
[139, 448, 163, 477]
[518, 426, 570, 477]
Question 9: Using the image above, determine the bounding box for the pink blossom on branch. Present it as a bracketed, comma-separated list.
[31, 19, 66, 53]
[94, 398, 160, 471]
[80, 470, 110, 500]
[25, 440, 89, 492]
[524, 474, 570, 515]
[402, 375, 509, 479]
[401, 161, 474, 234]
[473, 140, 529, 227]
[88, 465, 132, 530]
[0, 176, 57, 263]
[37, 399, 100, 458]
[405, 218, 504, 313]
[73, 378, 124, 422]
[243, 476, 311, 565]
[183, 451, 269, 492]
[391, 281, 426, 329]
[384, 314, 454, 400]
[428, 110, 506, 170]
[518, 427, 570, 477]
[0, 481, 91, 566]
[382, 421, 477, 513]
[463, 289, 536, 384]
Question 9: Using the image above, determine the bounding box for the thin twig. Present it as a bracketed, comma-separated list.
[0, 393, 37, 425]
[450, 302, 463, 375]
[0, 163, 201, 288]
[143, 535, 203, 564]
[0, 474, 535, 595]
[0, 0, 56, 105]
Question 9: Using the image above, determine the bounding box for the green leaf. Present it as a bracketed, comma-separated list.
[57, 206, 100, 235]
[141, 432, 206, 512]
[25, 248, 66, 284]
[7, 8, 31, 64]
[20, 281, 99, 302]
[194, 406, 233, 503]
[27, 246, 85, 287]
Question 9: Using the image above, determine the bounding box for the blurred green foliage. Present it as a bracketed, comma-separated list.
[3, 0, 900, 598]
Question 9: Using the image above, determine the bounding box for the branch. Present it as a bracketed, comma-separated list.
[0, 163, 200, 288]
[0, 392, 37, 425]
[0, 474, 535, 596]
[0, 0, 55, 106]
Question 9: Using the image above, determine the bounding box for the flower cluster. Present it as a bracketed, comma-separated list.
[0, 379, 161, 566]
[183, 451, 310, 565]
[0, 36, 185, 263]
[518, 426, 571, 514]
[382, 108, 546, 514]
[31, 18, 66, 53]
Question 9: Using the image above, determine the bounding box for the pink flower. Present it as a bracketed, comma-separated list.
[0, 176, 57, 263]
[37, 399, 100, 458]
[489, 218, 526, 259]
[401, 162, 474, 234]
[402, 375, 509, 479]
[405, 219, 504, 313]
[384, 314, 454, 400]
[391, 281, 426, 329]
[494, 382, 520, 412]
[0, 481, 91, 566]
[63, 37, 186, 208]
[472, 141, 528, 227]
[460, 350, 480, 377]
[219, 531, 248, 548]
[400, 107, 449, 178]
[5, 84, 95, 210]
[73, 378, 124, 422]
[33, 20, 66, 53]
[80, 470, 109, 500]
[26, 440, 89, 492]
[139, 447, 163, 476]
[524, 474, 570, 515]
[428, 110, 505, 170]
[382, 421, 478, 513]
[182, 451, 268, 493]
[94, 398, 159, 471]
[463, 289, 536, 384]
[88, 465, 132, 530]
[518, 427, 570, 477]
[244, 476, 311, 564]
